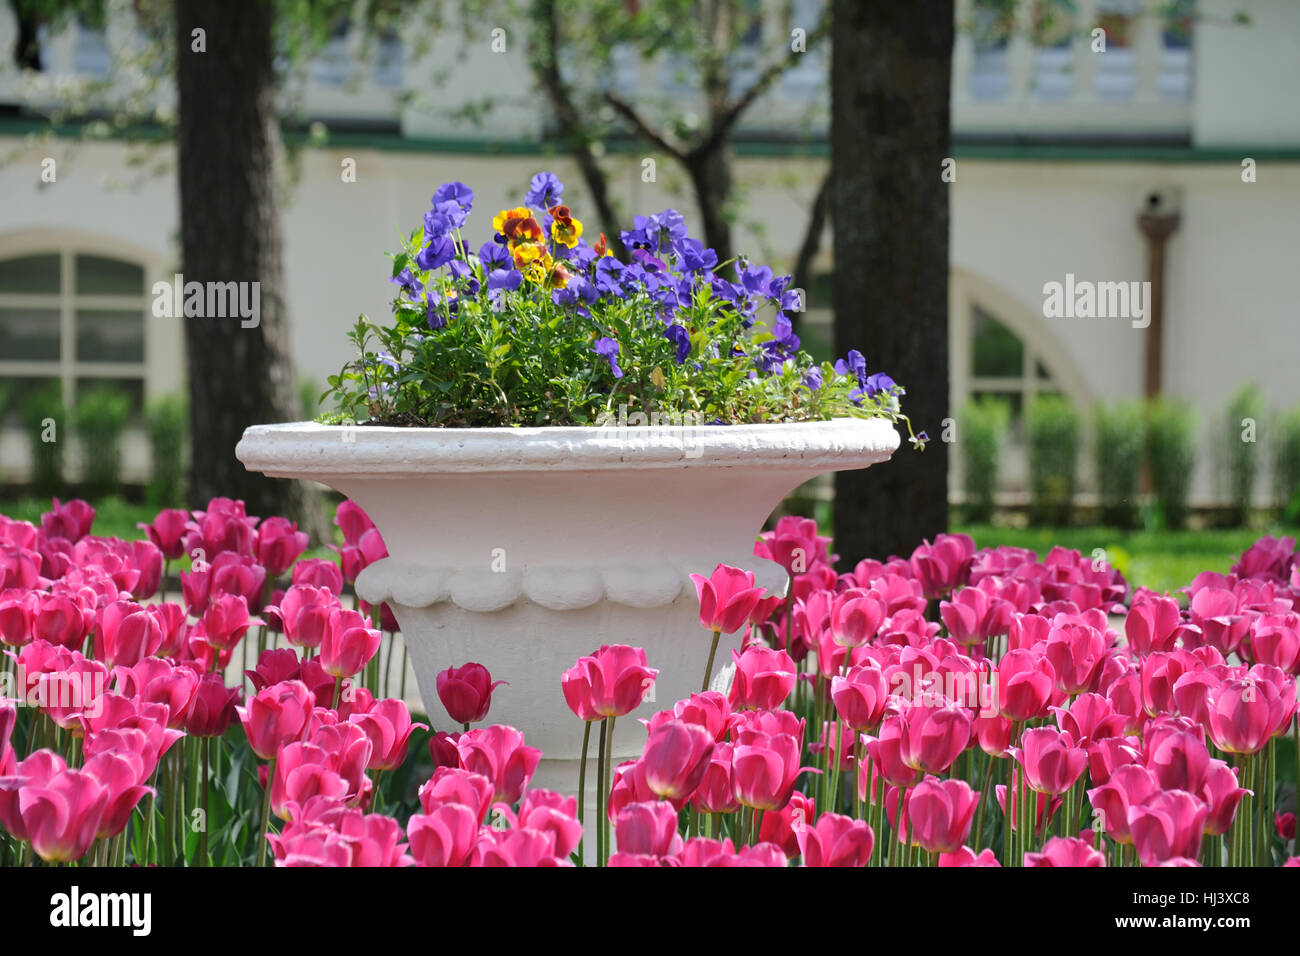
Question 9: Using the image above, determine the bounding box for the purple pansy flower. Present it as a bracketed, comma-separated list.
[664, 323, 691, 364]
[416, 234, 456, 271]
[525, 172, 564, 210]
[487, 268, 523, 292]
[432, 181, 474, 212]
[592, 337, 623, 378]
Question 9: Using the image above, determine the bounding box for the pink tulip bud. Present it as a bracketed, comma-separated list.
[796, 811, 874, 867]
[561, 645, 658, 721]
[904, 776, 980, 854]
[318, 608, 381, 680]
[238, 679, 314, 759]
[455, 724, 541, 806]
[690, 564, 766, 634]
[436, 662, 505, 725]
[1024, 835, 1106, 867]
[641, 719, 714, 802]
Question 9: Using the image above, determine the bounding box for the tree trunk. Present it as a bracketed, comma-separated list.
[830, 0, 952, 564]
[9, 1, 42, 71]
[529, 0, 627, 259]
[686, 145, 734, 273]
[175, 0, 321, 535]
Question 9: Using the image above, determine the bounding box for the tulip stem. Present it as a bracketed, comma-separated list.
[701, 628, 721, 694]
[596, 719, 607, 867]
[258, 757, 275, 868]
[603, 717, 616, 865]
[200, 735, 209, 866]
[974, 750, 994, 853]
[577, 720, 592, 867]
[331, 676, 343, 711]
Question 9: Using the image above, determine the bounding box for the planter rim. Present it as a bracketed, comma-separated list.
[236, 416, 900, 477]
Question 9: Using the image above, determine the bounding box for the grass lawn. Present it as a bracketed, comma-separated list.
[2, 495, 1291, 595]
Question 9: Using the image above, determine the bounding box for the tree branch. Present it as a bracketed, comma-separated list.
[695, 4, 831, 158]
[603, 89, 688, 162]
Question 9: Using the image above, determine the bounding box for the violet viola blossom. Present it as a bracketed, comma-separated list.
[593, 337, 623, 378]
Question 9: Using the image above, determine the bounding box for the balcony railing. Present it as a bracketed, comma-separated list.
[0, 0, 1195, 144]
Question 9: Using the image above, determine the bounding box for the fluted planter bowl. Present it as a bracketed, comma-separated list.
[235, 417, 899, 799]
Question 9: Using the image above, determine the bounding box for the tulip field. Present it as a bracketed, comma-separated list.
[0, 499, 1298, 867]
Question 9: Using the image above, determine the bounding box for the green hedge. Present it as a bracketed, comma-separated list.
[146, 395, 188, 507]
[1273, 405, 1300, 523]
[1094, 400, 1145, 529]
[959, 397, 1009, 523]
[1223, 383, 1265, 525]
[74, 387, 131, 496]
[20, 382, 65, 496]
[1145, 399, 1196, 531]
[1027, 394, 1079, 525]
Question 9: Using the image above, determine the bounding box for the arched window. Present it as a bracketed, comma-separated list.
[950, 269, 1092, 494]
[0, 248, 148, 423]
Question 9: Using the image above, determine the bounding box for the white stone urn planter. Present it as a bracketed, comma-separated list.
[235, 417, 898, 799]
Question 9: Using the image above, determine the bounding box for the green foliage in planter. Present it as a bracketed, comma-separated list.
[1272, 405, 1300, 523]
[146, 394, 188, 507]
[1093, 401, 1145, 529]
[1026, 394, 1079, 526]
[1145, 399, 1196, 531]
[322, 172, 923, 448]
[959, 397, 1008, 524]
[299, 378, 320, 420]
[75, 388, 131, 497]
[1221, 383, 1264, 526]
[20, 382, 65, 496]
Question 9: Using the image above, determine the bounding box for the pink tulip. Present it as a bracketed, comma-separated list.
[1015, 727, 1087, 795]
[1044, 619, 1109, 695]
[904, 777, 979, 853]
[938, 846, 1000, 866]
[1145, 724, 1211, 794]
[350, 698, 427, 771]
[732, 729, 812, 812]
[830, 663, 889, 733]
[199, 592, 255, 653]
[292, 558, 344, 596]
[237, 679, 314, 759]
[137, 508, 189, 561]
[997, 648, 1055, 721]
[473, 827, 568, 867]
[436, 662, 505, 725]
[1024, 836, 1105, 867]
[0, 752, 107, 862]
[690, 564, 766, 634]
[754, 516, 833, 576]
[645, 690, 732, 742]
[269, 585, 337, 650]
[1276, 812, 1296, 841]
[1202, 760, 1252, 836]
[318, 608, 381, 680]
[909, 534, 975, 599]
[0, 589, 38, 647]
[428, 731, 462, 771]
[1206, 677, 1282, 755]
[1087, 764, 1160, 844]
[641, 718, 714, 802]
[455, 725, 541, 805]
[334, 499, 376, 547]
[691, 742, 739, 814]
[899, 700, 971, 776]
[615, 801, 682, 858]
[864, 718, 922, 789]
[184, 498, 257, 557]
[829, 588, 886, 648]
[728, 646, 796, 710]
[1251, 612, 1300, 674]
[271, 744, 351, 820]
[406, 803, 479, 867]
[418, 767, 493, 824]
[41, 498, 95, 543]
[561, 645, 658, 720]
[183, 673, 241, 738]
[255, 516, 309, 578]
[94, 600, 164, 669]
[1189, 587, 1250, 656]
[796, 811, 873, 867]
[1128, 790, 1208, 866]
[516, 789, 583, 859]
[1125, 593, 1185, 657]
[33, 592, 89, 650]
[756, 791, 815, 857]
[974, 711, 1014, 756]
